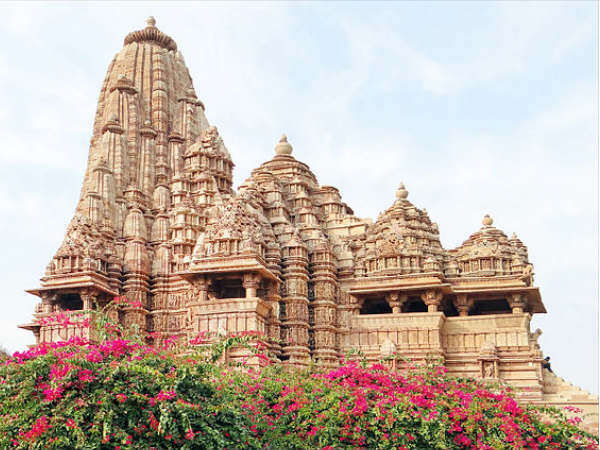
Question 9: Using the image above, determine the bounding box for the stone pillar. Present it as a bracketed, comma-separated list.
[309, 243, 338, 367]
[387, 292, 407, 314]
[266, 280, 282, 356]
[168, 132, 185, 178]
[122, 206, 150, 335]
[188, 276, 208, 335]
[80, 289, 98, 311]
[243, 273, 260, 298]
[421, 289, 443, 312]
[281, 233, 310, 366]
[41, 292, 54, 314]
[508, 293, 527, 314]
[335, 289, 355, 358]
[453, 294, 473, 317]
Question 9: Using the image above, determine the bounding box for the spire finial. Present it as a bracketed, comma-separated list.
[275, 133, 293, 155]
[146, 16, 156, 28]
[395, 182, 408, 200]
[482, 214, 493, 227]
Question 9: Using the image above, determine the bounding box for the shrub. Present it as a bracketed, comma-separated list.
[1, 301, 597, 450]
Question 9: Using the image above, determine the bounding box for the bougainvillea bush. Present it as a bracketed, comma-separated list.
[0, 305, 598, 449]
[225, 362, 598, 450]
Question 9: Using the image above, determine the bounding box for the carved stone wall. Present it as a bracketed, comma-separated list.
[22, 17, 597, 431]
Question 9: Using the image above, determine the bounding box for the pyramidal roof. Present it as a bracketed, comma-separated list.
[32, 17, 543, 316]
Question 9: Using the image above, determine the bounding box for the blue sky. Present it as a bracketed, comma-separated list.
[0, 2, 597, 394]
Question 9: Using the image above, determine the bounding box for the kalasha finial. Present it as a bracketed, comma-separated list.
[275, 133, 293, 155]
[146, 16, 156, 27]
[396, 182, 408, 200]
[482, 214, 493, 227]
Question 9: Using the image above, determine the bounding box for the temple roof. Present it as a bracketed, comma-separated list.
[34, 17, 544, 316]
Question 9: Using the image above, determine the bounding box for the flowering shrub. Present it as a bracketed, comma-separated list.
[0, 335, 261, 450]
[1, 302, 597, 449]
[225, 362, 598, 450]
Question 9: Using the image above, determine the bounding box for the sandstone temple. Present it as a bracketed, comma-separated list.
[21, 18, 597, 429]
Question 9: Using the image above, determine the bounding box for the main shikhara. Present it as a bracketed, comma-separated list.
[21, 18, 597, 427]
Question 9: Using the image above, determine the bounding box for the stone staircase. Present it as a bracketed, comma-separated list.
[538, 369, 599, 433]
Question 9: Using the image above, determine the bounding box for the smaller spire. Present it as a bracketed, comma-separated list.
[482, 214, 493, 227]
[146, 16, 156, 28]
[395, 182, 408, 200]
[275, 134, 293, 156]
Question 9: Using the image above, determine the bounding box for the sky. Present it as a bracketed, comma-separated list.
[0, 2, 597, 394]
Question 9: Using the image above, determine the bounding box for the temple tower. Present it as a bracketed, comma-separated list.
[21, 17, 597, 431]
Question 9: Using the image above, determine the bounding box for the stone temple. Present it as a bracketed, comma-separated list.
[21, 18, 597, 428]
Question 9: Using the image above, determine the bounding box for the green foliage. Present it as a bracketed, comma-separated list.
[0, 302, 597, 450]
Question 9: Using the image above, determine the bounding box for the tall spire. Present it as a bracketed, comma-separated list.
[41, 17, 233, 287]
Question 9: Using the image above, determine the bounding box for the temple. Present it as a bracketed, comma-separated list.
[21, 18, 597, 429]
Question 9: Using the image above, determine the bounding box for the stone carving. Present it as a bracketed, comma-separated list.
[483, 361, 496, 378]
[21, 17, 597, 430]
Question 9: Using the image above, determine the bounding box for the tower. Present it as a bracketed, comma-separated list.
[20, 17, 598, 431]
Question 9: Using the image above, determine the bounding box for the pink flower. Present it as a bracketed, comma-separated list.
[43, 385, 64, 402]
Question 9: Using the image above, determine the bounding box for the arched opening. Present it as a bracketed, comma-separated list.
[360, 297, 392, 315]
[470, 298, 511, 315]
[402, 296, 427, 313]
[57, 294, 83, 311]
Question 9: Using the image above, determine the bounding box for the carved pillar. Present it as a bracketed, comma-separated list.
[508, 293, 527, 314]
[281, 233, 310, 366]
[80, 289, 98, 311]
[41, 292, 54, 314]
[387, 293, 407, 314]
[354, 296, 364, 315]
[188, 276, 208, 335]
[336, 289, 355, 357]
[453, 294, 473, 317]
[243, 273, 260, 298]
[122, 206, 150, 335]
[168, 132, 185, 178]
[309, 243, 338, 367]
[265, 280, 282, 356]
[421, 289, 443, 312]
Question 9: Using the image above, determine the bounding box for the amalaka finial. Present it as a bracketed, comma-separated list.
[482, 214, 493, 227]
[275, 133, 293, 155]
[146, 16, 156, 28]
[396, 182, 408, 200]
